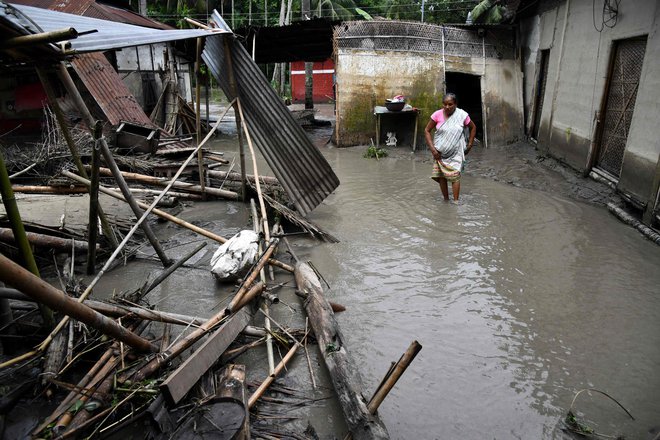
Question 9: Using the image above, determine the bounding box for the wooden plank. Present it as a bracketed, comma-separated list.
[160, 307, 253, 405]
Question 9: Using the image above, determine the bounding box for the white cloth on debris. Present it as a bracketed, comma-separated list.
[210, 230, 259, 281]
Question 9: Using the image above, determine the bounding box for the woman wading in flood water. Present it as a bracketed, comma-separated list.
[424, 93, 477, 201]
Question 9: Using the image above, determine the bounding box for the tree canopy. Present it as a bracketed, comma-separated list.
[141, 0, 479, 28]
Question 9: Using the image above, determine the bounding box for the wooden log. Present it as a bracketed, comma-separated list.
[207, 169, 280, 185]
[295, 262, 389, 440]
[0, 227, 94, 252]
[0, 254, 156, 353]
[95, 167, 239, 200]
[160, 306, 254, 405]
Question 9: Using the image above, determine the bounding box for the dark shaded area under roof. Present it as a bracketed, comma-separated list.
[235, 18, 337, 64]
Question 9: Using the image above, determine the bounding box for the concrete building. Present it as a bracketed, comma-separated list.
[333, 21, 524, 149]
[519, 0, 660, 226]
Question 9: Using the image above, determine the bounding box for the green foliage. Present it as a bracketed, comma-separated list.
[312, 0, 361, 20]
[363, 145, 388, 159]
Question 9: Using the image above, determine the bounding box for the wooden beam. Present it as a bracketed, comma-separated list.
[160, 306, 254, 405]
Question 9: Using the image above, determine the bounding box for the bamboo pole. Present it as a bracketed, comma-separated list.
[141, 241, 207, 295]
[248, 341, 299, 409]
[1, 289, 206, 326]
[207, 169, 279, 185]
[32, 345, 114, 436]
[0, 228, 94, 252]
[55, 62, 171, 268]
[86, 122, 102, 274]
[35, 67, 117, 247]
[367, 341, 422, 413]
[0, 254, 156, 352]
[60, 174, 293, 273]
[132, 281, 266, 382]
[235, 97, 270, 242]
[251, 199, 274, 374]
[0, 150, 54, 328]
[3, 28, 78, 48]
[10, 186, 88, 194]
[53, 355, 120, 435]
[94, 167, 238, 199]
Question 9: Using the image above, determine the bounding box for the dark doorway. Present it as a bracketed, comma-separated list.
[531, 49, 550, 140]
[445, 72, 484, 141]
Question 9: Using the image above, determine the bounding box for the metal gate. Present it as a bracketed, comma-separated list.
[596, 37, 647, 177]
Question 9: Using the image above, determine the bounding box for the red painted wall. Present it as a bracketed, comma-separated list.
[290, 59, 335, 104]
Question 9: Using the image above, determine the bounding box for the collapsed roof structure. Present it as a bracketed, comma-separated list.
[0, 1, 340, 215]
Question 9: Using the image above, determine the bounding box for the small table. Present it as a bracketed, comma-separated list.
[374, 106, 420, 151]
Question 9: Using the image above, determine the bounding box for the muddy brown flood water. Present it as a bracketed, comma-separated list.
[81, 124, 660, 439]
[301, 141, 660, 439]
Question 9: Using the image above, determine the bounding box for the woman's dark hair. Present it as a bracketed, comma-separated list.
[442, 93, 457, 103]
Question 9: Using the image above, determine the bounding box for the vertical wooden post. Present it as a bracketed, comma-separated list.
[86, 122, 102, 275]
[0, 151, 55, 328]
[195, 37, 206, 196]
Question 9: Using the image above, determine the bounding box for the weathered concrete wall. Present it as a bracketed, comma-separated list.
[335, 50, 523, 148]
[334, 50, 444, 147]
[521, 0, 660, 220]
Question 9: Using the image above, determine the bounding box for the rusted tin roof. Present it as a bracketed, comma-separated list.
[202, 12, 339, 216]
[8, 3, 220, 53]
[71, 52, 155, 127]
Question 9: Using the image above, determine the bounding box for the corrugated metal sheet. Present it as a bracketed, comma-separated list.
[71, 52, 155, 127]
[10, 0, 173, 29]
[202, 13, 339, 215]
[8, 3, 222, 53]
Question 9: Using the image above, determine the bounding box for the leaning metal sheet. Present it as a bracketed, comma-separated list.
[202, 14, 340, 216]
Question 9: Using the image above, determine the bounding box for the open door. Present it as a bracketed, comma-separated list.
[445, 72, 484, 142]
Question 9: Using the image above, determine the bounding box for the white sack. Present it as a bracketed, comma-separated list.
[210, 230, 259, 281]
